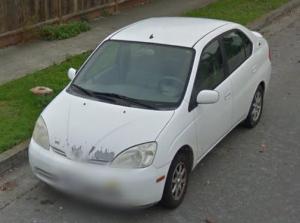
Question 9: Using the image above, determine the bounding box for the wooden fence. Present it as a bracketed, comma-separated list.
[0, 0, 146, 47]
[0, 0, 129, 34]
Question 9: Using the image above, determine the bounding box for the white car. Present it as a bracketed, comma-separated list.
[29, 17, 271, 208]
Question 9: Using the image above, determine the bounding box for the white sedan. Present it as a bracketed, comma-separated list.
[29, 17, 271, 208]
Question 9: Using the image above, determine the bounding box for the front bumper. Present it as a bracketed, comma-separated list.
[28, 139, 168, 207]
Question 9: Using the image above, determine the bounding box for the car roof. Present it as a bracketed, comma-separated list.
[111, 17, 229, 48]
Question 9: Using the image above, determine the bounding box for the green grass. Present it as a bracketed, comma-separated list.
[185, 0, 289, 25]
[40, 21, 90, 41]
[0, 52, 90, 153]
[0, 0, 290, 153]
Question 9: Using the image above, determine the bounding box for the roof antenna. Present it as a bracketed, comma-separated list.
[149, 34, 154, 39]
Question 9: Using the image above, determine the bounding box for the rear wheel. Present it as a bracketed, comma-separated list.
[243, 85, 264, 128]
[161, 152, 190, 209]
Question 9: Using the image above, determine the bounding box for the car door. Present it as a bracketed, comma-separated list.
[221, 29, 255, 126]
[189, 38, 232, 159]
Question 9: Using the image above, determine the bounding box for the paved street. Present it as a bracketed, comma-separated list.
[0, 6, 299, 223]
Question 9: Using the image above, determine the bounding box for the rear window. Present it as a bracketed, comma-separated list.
[222, 30, 253, 73]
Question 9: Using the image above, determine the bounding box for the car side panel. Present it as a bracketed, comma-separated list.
[153, 24, 271, 171]
[252, 33, 272, 94]
[229, 50, 258, 125]
[226, 26, 271, 126]
[153, 24, 241, 170]
[153, 101, 198, 169]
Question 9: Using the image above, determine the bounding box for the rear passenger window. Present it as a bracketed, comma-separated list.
[222, 30, 253, 73]
[241, 32, 253, 58]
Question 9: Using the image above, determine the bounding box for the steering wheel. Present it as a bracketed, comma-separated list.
[159, 76, 185, 97]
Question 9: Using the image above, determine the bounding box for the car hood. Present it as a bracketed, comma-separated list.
[42, 91, 174, 163]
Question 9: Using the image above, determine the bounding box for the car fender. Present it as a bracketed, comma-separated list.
[153, 101, 198, 170]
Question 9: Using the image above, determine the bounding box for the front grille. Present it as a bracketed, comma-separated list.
[51, 146, 110, 165]
[51, 146, 67, 157]
[87, 159, 109, 165]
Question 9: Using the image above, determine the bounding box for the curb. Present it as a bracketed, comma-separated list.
[248, 0, 300, 30]
[0, 140, 29, 174]
[0, 0, 299, 175]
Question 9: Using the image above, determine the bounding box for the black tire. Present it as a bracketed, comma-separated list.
[243, 85, 264, 128]
[160, 152, 190, 209]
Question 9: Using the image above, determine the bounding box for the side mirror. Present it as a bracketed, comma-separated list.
[67, 68, 77, 80]
[196, 90, 219, 104]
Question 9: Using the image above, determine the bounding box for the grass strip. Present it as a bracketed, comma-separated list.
[0, 53, 90, 152]
[185, 0, 289, 25]
[40, 21, 90, 40]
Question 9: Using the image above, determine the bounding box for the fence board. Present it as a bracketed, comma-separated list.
[0, 0, 124, 35]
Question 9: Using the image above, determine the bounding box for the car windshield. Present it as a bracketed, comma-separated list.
[70, 40, 194, 110]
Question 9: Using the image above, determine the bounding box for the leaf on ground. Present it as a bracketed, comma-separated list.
[205, 217, 216, 223]
[0, 180, 17, 191]
[259, 143, 267, 153]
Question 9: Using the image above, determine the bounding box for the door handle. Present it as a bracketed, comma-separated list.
[224, 92, 231, 101]
[252, 65, 258, 73]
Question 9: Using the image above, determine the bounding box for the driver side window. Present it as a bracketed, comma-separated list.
[189, 39, 225, 111]
[196, 40, 225, 91]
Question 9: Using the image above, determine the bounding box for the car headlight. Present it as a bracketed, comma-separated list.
[111, 142, 157, 169]
[32, 116, 49, 150]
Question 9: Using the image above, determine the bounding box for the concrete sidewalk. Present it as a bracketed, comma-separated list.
[0, 0, 214, 85]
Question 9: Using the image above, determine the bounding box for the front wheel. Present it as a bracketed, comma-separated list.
[160, 152, 190, 209]
[243, 85, 264, 128]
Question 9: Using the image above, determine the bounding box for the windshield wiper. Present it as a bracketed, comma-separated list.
[71, 84, 94, 97]
[95, 92, 158, 110]
[71, 84, 115, 102]
[71, 85, 158, 109]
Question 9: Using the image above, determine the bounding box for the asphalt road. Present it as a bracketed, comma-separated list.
[0, 7, 299, 223]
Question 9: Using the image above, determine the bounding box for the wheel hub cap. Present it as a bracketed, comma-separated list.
[251, 91, 262, 122]
[171, 162, 187, 200]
